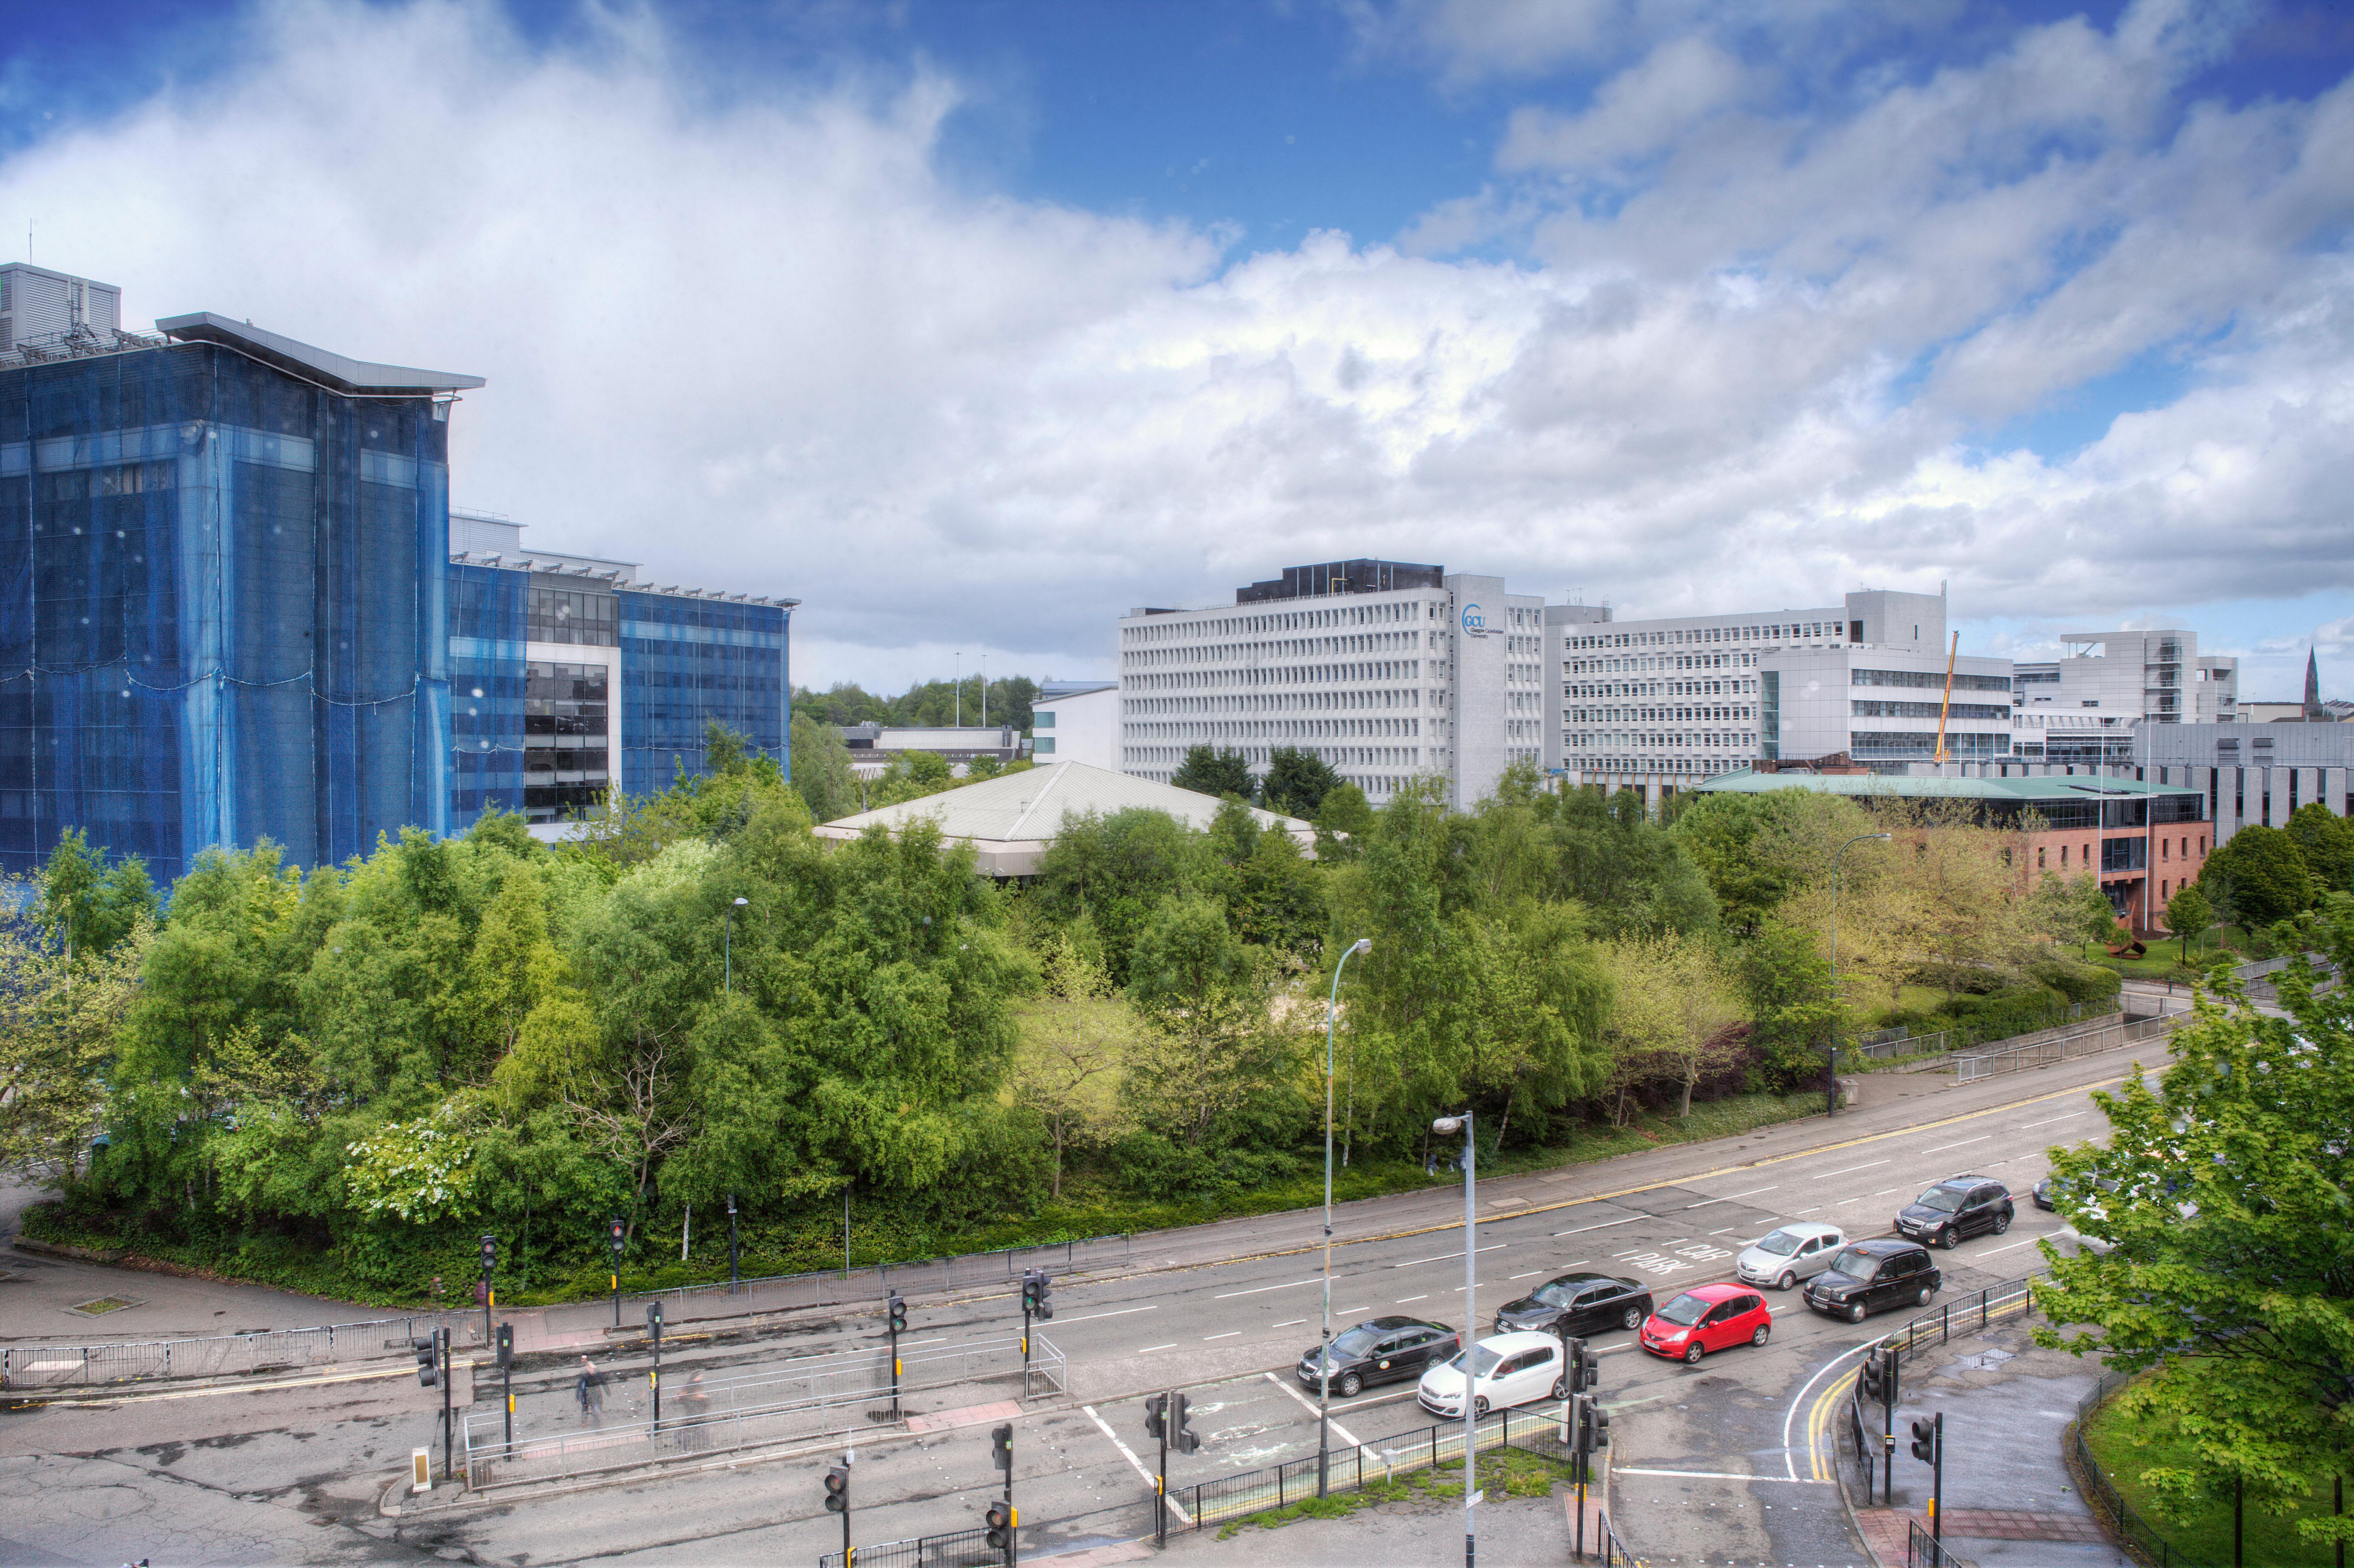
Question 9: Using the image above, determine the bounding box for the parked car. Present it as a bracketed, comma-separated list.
[1894, 1175, 2015, 1248]
[1416, 1331, 1568, 1418]
[1804, 1239, 1942, 1323]
[2032, 1175, 2055, 1210]
[1734, 1223, 1849, 1291]
[1637, 1285, 1773, 1365]
[1492, 1271, 1655, 1337]
[1295, 1316, 1459, 1400]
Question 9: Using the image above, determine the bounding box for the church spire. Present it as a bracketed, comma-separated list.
[2307, 646, 2326, 720]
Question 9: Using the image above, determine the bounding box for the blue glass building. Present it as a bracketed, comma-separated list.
[1, 279, 795, 874]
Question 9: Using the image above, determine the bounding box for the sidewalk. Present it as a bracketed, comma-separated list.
[1847, 1316, 2133, 1568]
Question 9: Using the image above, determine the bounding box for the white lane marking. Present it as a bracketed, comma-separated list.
[1137, 1344, 1178, 1354]
[1925, 1136, 1991, 1153]
[1813, 1160, 1891, 1179]
[1781, 1341, 1880, 1481]
[1726, 1185, 1779, 1200]
[1708, 1227, 1740, 1237]
[1683, 1196, 1731, 1210]
[1272, 1319, 1307, 1329]
[2021, 1113, 2085, 1129]
[1266, 1371, 1365, 1447]
[1204, 1332, 1240, 1341]
[1977, 1237, 2042, 1255]
[1395, 1244, 1507, 1268]
[1509, 1271, 1546, 1280]
[1614, 1467, 1833, 1484]
[1871, 1187, 1907, 1197]
[1085, 1404, 1192, 1525]
[1794, 1208, 1822, 1216]
[1052, 1305, 1159, 1325]
[1557, 1216, 1642, 1237]
[1215, 1278, 1319, 1300]
[1396, 1295, 1429, 1303]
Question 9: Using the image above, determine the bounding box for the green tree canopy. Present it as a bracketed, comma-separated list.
[1170, 745, 1255, 800]
[2202, 825, 2315, 929]
[1261, 747, 1342, 819]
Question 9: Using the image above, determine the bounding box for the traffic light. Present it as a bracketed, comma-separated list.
[1566, 1336, 1597, 1392]
[992, 1422, 1014, 1473]
[646, 1301, 664, 1338]
[1861, 1354, 1888, 1405]
[494, 1323, 514, 1365]
[823, 1464, 849, 1515]
[1171, 1391, 1200, 1455]
[1911, 1416, 1938, 1465]
[887, 1291, 908, 1334]
[1576, 1394, 1610, 1454]
[413, 1336, 439, 1388]
[608, 1217, 625, 1257]
[1021, 1269, 1054, 1320]
[984, 1499, 1014, 1551]
[1143, 1392, 1167, 1440]
[479, 1232, 498, 1275]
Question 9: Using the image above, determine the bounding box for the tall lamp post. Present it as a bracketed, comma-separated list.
[725, 896, 748, 994]
[1431, 1113, 1477, 1568]
[1317, 936, 1373, 1497]
[1828, 832, 1891, 1115]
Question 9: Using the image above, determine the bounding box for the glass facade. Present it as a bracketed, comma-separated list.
[0, 342, 448, 882]
[618, 589, 788, 797]
[449, 562, 527, 823]
[524, 660, 610, 821]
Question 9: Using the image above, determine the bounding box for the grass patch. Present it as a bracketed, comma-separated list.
[1215, 1448, 1578, 1538]
[2081, 1385, 2339, 1567]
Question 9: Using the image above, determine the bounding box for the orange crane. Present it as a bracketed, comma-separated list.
[1933, 633, 1959, 765]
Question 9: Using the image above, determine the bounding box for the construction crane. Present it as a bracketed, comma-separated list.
[1932, 633, 1959, 765]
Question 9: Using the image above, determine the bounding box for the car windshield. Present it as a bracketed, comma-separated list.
[1917, 1188, 1965, 1212]
[1331, 1328, 1382, 1356]
[1656, 1294, 1711, 1327]
[1445, 1347, 1504, 1377]
[1530, 1282, 1576, 1306]
[1753, 1230, 1802, 1257]
[1829, 1248, 1881, 1281]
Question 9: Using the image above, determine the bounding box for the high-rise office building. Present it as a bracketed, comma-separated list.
[1119, 559, 1546, 807]
[0, 269, 796, 874]
[2011, 629, 2236, 765]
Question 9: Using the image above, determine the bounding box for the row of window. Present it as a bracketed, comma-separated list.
[1568, 618, 1846, 651]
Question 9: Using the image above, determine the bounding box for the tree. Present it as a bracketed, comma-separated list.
[2283, 802, 2354, 897]
[2034, 894, 2354, 1554]
[1007, 935, 1139, 1196]
[33, 829, 159, 963]
[1261, 747, 1342, 820]
[1312, 783, 1375, 862]
[1739, 919, 1839, 1093]
[1171, 745, 1254, 800]
[791, 713, 862, 823]
[2201, 825, 2315, 929]
[2161, 879, 2212, 963]
[0, 900, 149, 1184]
[1595, 933, 1744, 1119]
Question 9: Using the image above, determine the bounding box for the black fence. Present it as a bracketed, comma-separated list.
[817, 1524, 1002, 1568]
[1882, 1273, 2042, 1362]
[1907, 1517, 1962, 1568]
[2069, 1370, 2229, 1568]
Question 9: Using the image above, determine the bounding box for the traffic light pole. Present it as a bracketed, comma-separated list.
[1931, 1411, 1945, 1550]
[648, 1305, 663, 1434]
[1157, 1404, 1169, 1548]
[1881, 1349, 1896, 1508]
[439, 1327, 453, 1482]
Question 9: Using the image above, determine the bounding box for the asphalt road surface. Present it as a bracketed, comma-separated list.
[0, 1037, 2160, 1566]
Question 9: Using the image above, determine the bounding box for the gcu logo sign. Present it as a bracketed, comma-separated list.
[1460, 602, 1490, 637]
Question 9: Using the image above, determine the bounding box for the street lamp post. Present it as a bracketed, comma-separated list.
[1829, 833, 1891, 1115]
[725, 896, 748, 994]
[1431, 1113, 1477, 1568]
[1317, 936, 1373, 1497]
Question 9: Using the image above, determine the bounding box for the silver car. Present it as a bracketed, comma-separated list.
[1734, 1222, 1848, 1291]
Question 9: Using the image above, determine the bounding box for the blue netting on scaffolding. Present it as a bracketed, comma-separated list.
[0, 343, 450, 882]
[447, 563, 528, 831]
[618, 592, 788, 798]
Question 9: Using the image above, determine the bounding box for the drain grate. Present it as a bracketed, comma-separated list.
[66, 1295, 140, 1316]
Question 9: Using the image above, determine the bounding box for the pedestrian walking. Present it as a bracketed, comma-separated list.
[577, 1355, 607, 1429]
[677, 1370, 710, 1450]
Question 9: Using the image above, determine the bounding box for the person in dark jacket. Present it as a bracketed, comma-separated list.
[576, 1356, 607, 1428]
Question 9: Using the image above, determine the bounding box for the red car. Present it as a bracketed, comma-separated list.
[1639, 1283, 1773, 1365]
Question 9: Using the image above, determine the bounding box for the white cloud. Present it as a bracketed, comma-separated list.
[1, 0, 2349, 695]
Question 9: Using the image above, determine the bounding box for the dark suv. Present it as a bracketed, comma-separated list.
[1804, 1239, 1941, 1323]
[1493, 1272, 1655, 1339]
[1296, 1316, 1459, 1400]
[1895, 1175, 2015, 1249]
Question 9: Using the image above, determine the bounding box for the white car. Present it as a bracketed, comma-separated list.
[1416, 1330, 1566, 1419]
[1734, 1222, 1848, 1291]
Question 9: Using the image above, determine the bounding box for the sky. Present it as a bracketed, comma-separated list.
[4, 0, 2352, 701]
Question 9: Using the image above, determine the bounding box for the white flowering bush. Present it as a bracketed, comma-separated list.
[343, 1105, 480, 1223]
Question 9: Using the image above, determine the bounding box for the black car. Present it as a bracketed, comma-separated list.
[1894, 1175, 2015, 1248]
[1295, 1316, 1459, 1400]
[1804, 1239, 1942, 1323]
[2032, 1175, 2055, 1210]
[1492, 1272, 1656, 1339]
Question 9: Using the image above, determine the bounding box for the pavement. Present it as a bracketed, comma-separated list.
[1846, 1315, 2134, 1568]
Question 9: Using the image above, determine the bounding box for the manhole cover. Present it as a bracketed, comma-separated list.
[67, 1296, 140, 1316]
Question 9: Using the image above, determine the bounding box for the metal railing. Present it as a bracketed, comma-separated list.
[1596, 1509, 1639, 1565]
[463, 1332, 1063, 1491]
[1950, 1010, 2184, 1083]
[1849, 999, 2119, 1067]
[817, 1525, 1003, 1568]
[1907, 1517, 1961, 1567]
[1880, 1273, 2044, 1363]
[0, 1311, 479, 1390]
[2069, 1370, 2218, 1568]
[539, 1234, 1134, 1337]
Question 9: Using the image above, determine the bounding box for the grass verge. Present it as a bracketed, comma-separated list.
[1215, 1449, 1576, 1538]
[2081, 1385, 2339, 1567]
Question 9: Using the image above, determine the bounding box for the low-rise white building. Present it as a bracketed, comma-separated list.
[1030, 680, 1118, 770]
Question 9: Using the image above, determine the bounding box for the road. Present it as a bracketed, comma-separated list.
[0, 1037, 2162, 1566]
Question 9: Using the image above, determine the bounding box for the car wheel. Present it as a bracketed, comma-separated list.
[1847, 1300, 1868, 1324]
[1750, 1324, 1770, 1348]
[1473, 1395, 1490, 1417]
[1551, 1375, 1568, 1400]
[1622, 1306, 1644, 1331]
[1917, 1283, 1934, 1306]
[1993, 1209, 2012, 1235]
[1337, 1372, 1362, 1399]
[1683, 1341, 1705, 1365]
[1775, 1270, 1796, 1292]
[1939, 1226, 1957, 1249]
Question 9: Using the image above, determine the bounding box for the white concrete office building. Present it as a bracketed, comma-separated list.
[1118, 559, 1544, 807]
[2011, 630, 2237, 766]
[1550, 589, 2009, 805]
[1031, 679, 1119, 770]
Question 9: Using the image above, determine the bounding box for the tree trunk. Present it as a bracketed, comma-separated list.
[1678, 1074, 1694, 1119]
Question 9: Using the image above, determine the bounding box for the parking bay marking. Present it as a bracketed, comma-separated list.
[1266, 1372, 1365, 1448]
[1556, 1216, 1642, 1237]
[1614, 1466, 1832, 1484]
[1085, 1404, 1192, 1525]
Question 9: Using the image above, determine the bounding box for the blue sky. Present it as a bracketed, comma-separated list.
[4, 0, 2352, 699]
